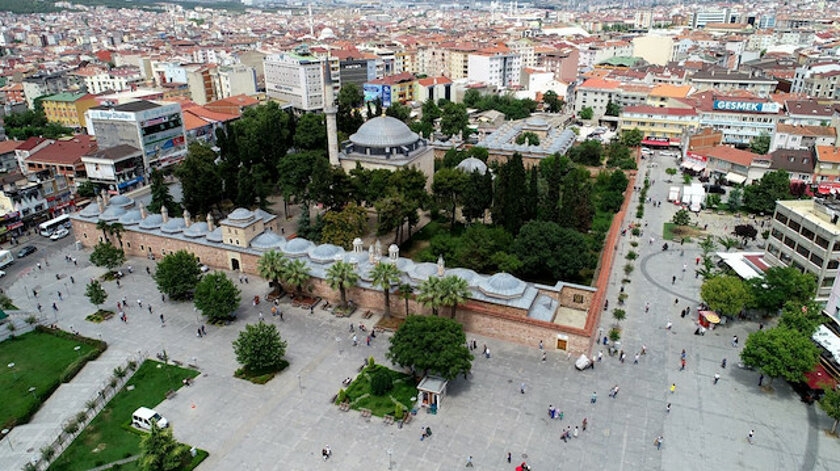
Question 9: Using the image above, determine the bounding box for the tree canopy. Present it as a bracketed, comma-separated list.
[337, 83, 365, 135]
[153, 250, 203, 300]
[512, 220, 592, 282]
[700, 275, 752, 317]
[749, 132, 771, 155]
[175, 142, 223, 216]
[819, 386, 840, 435]
[139, 423, 190, 471]
[386, 315, 473, 380]
[543, 90, 564, 113]
[3, 104, 73, 140]
[740, 326, 820, 385]
[748, 266, 816, 314]
[146, 169, 180, 216]
[232, 321, 288, 373]
[742, 169, 793, 215]
[326, 260, 359, 308]
[85, 280, 107, 309]
[579, 106, 594, 120]
[89, 241, 126, 273]
[194, 272, 241, 321]
[293, 113, 326, 151]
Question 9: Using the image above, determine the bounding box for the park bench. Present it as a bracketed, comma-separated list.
[362, 310, 373, 320]
[171, 360, 183, 366]
[330, 394, 337, 404]
[339, 402, 350, 412]
[165, 389, 176, 400]
[383, 415, 394, 425]
[360, 408, 372, 419]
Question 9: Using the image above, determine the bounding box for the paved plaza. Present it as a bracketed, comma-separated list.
[2, 154, 840, 470]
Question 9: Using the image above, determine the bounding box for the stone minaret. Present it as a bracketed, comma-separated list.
[323, 60, 340, 167]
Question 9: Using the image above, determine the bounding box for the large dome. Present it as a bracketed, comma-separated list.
[350, 116, 419, 148]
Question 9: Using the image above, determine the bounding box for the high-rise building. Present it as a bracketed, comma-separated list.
[264, 52, 326, 111]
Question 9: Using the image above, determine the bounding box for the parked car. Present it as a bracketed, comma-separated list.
[50, 228, 70, 240]
[16, 245, 37, 258]
[0, 270, 6, 278]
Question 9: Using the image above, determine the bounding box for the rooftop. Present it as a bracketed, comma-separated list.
[43, 91, 88, 103]
[26, 135, 98, 165]
[91, 100, 161, 113]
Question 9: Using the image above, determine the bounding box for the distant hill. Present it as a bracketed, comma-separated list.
[0, 0, 247, 15]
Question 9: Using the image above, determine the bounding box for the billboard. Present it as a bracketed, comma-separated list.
[712, 100, 780, 113]
[363, 83, 392, 107]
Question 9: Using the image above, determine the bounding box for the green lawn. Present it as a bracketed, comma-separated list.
[342, 364, 417, 417]
[662, 222, 704, 242]
[49, 360, 200, 471]
[1, 328, 103, 429]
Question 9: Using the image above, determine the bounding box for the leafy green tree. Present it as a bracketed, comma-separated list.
[371, 262, 401, 318]
[257, 250, 289, 293]
[699, 236, 717, 256]
[337, 83, 365, 135]
[438, 275, 471, 319]
[89, 241, 126, 273]
[492, 153, 528, 234]
[605, 141, 635, 169]
[326, 261, 359, 308]
[194, 272, 241, 322]
[579, 106, 594, 120]
[153, 250, 203, 300]
[742, 169, 792, 215]
[558, 166, 594, 232]
[543, 90, 564, 113]
[515, 131, 540, 146]
[462, 89, 482, 108]
[567, 140, 602, 166]
[308, 161, 353, 211]
[293, 113, 326, 151]
[369, 368, 393, 395]
[605, 101, 622, 116]
[433, 167, 468, 227]
[778, 301, 823, 336]
[454, 224, 515, 273]
[619, 128, 643, 147]
[77, 180, 97, 198]
[276, 150, 324, 210]
[440, 102, 470, 139]
[740, 326, 820, 386]
[748, 267, 816, 314]
[232, 321, 288, 373]
[139, 423, 189, 471]
[418, 99, 441, 138]
[727, 187, 742, 211]
[672, 209, 691, 226]
[818, 386, 840, 435]
[146, 169, 180, 216]
[85, 280, 107, 310]
[461, 169, 493, 223]
[665, 167, 678, 181]
[279, 259, 310, 296]
[749, 132, 771, 155]
[385, 102, 412, 122]
[3, 105, 73, 140]
[700, 275, 752, 317]
[718, 236, 740, 251]
[512, 220, 592, 282]
[175, 142, 223, 216]
[397, 283, 414, 317]
[320, 202, 367, 249]
[539, 153, 569, 222]
[386, 315, 473, 380]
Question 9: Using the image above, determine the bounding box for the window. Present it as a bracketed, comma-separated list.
[573, 294, 584, 304]
[810, 253, 824, 266]
[767, 243, 779, 256]
[830, 260, 839, 270]
[823, 277, 835, 287]
[816, 236, 829, 249]
[801, 227, 815, 241]
[796, 244, 810, 258]
[788, 220, 801, 232]
[784, 236, 796, 249]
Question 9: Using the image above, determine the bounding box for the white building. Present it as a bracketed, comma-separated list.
[264, 52, 326, 111]
[83, 67, 144, 95]
[468, 52, 521, 89]
[215, 65, 258, 100]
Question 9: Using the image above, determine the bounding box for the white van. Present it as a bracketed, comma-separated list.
[132, 407, 169, 430]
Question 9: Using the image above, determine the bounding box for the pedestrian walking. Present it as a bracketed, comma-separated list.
[619, 350, 626, 363]
[539, 340, 543, 350]
[197, 328, 202, 338]
[36, 303, 42, 312]
[145, 266, 151, 275]
[573, 426, 579, 438]
[696, 256, 701, 265]
[582, 418, 587, 431]
[258, 312, 264, 322]
[671, 275, 676, 285]
[366, 335, 371, 346]
[591, 392, 597, 404]
[201, 325, 206, 336]
[681, 349, 686, 359]
[352, 335, 358, 346]
[714, 373, 720, 384]
[655, 436, 663, 450]
[36, 262, 41, 270]
[670, 383, 676, 394]
[161, 294, 165, 303]
[52, 302, 58, 312]
[238, 274, 243, 284]
[747, 429, 754, 444]
[644, 302, 650, 313]
[137, 299, 142, 308]
[485, 347, 491, 359]
[148, 305, 153, 314]
[759, 374, 764, 386]
[732, 335, 739, 347]
[634, 353, 640, 364]
[682, 263, 687, 272]
[72, 257, 77, 266]
[680, 358, 686, 371]
[666, 403, 671, 413]
[641, 344, 647, 355]
[520, 382, 526, 394]
[721, 358, 727, 368]
[244, 275, 248, 284]
[279, 310, 284, 321]
[507, 452, 511, 463]
[116, 279, 120, 288]
[666, 321, 673, 330]
[57, 291, 62, 300]
[127, 265, 133, 274]
[541, 351, 546, 362]
[465, 456, 473, 467]
[159, 314, 165, 326]
[597, 350, 603, 362]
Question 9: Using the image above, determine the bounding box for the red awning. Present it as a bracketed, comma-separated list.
[804, 363, 838, 390]
[641, 138, 671, 147]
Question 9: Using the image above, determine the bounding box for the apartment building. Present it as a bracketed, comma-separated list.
[792, 62, 840, 99]
[41, 92, 99, 129]
[264, 52, 326, 112]
[468, 49, 521, 89]
[683, 91, 781, 147]
[573, 77, 621, 118]
[765, 199, 840, 300]
[77, 66, 144, 95]
[619, 105, 699, 139]
[689, 68, 778, 98]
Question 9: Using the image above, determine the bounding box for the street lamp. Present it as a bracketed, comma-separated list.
[297, 374, 302, 393]
[1, 428, 13, 451]
[74, 346, 81, 357]
[387, 449, 393, 470]
[7, 362, 16, 381]
[28, 386, 36, 401]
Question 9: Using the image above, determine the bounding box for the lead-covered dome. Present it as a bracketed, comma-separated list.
[350, 116, 419, 148]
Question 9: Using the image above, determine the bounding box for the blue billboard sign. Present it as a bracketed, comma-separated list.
[712, 100, 780, 113]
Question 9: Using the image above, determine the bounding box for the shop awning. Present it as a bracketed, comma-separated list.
[804, 363, 837, 390]
[700, 311, 720, 324]
[725, 172, 747, 184]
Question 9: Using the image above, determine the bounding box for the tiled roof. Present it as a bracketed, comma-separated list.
[622, 105, 697, 116]
[0, 140, 22, 154]
[776, 123, 836, 137]
[579, 77, 621, 90]
[769, 148, 815, 174]
[693, 145, 757, 167]
[17, 136, 48, 151]
[26, 135, 97, 165]
[650, 84, 693, 98]
[816, 146, 840, 163]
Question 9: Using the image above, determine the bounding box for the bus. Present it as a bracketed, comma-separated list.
[39, 214, 71, 237]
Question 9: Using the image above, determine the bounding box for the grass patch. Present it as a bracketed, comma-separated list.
[0, 293, 19, 310]
[342, 364, 417, 417]
[48, 360, 200, 471]
[375, 316, 405, 332]
[85, 310, 115, 323]
[234, 359, 289, 385]
[1, 328, 105, 430]
[662, 222, 705, 242]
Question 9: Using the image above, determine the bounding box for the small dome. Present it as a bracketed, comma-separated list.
[309, 244, 345, 264]
[251, 231, 286, 250]
[118, 209, 142, 226]
[446, 268, 480, 287]
[409, 262, 438, 282]
[139, 213, 163, 230]
[206, 227, 223, 243]
[160, 217, 186, 234]
[525, 116, 548, 127]
[456, 157, 488, 175]
[283, 237, 314, 257]
[318, 27, 336, 40]
[108, 195, 133, 208]
[99, 205, 126, 222]
[479, 273, 526, 299]
[350, 116, 420, 148]
[227, 208, 254, 221]
[78, 203, 101, 218]
[183, 221, 209, 238]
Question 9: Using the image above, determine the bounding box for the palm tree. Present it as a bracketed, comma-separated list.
[439, 275, 471, 319]
[397, 283, 414, 317]
[257, 250, 289, 294]
[281, 259, 310, 296]
[718, 236, 739, 251]
[699, 236, 718, 257]
[370, 262, 401, 318]
[326, 261, 359, 308]
[96, 220, 111, 241]
[108, 222, 125, 247]
[417, 277, 444, 316]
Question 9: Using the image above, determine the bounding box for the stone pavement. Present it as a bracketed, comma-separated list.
[1, 156, 839, 469]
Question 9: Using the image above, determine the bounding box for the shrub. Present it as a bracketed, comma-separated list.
[25, 315, 38, 325]
[370, 369, 393, 396]
[612, 309, 626, 322]
[629, 241, 638, 247]
[368, 356, 375, 368]
[608, 327, 621, 342]
[625, 251, 637, 260]
[631, 227, 641, 236]
[337, 388, 347, 404]
[75, 411, 87, 423]
[623, 263, 634, 275]
[127, 360, 138, 371]
[394, 403, 405, 420]
[63, 422, 79, 435]
[41, 445, 56, 461]
[113, 366, 127, 378]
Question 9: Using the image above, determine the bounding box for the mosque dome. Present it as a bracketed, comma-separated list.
[350, 116, 420, 148]
[456, 157, 488, 175]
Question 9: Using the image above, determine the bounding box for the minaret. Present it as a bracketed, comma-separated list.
[323, 61, 340, 167]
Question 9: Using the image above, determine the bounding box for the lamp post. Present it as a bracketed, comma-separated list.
[7, 362, 16, 381]
[297, 374, 302, 393]
[74, 346, 81, 357]
[387, 448, 393, 470]
[28, 386, 36, 401]
[1, 428, 13, 451]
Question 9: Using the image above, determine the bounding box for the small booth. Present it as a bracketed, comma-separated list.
[698, 310, 720, 329]
[417, 375, 448, 414]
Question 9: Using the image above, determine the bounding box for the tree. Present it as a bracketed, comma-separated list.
[175, 142, 223, 216]
[417, 276, 445, 316]
[699, 236, 717, 256]
[139, 423, 189, 471]
[567, 140, 602, 166]
[77, 180, 97, 198]
[619, 128, 643, 147]
[460, 169, 493, 223]
[440, 102, 470, 139]
[370, 262, 401, 318]
[326, 261, 359, 308]
[515, 131, 540, 146]
[146, 169, 180, 216]
[320, 202, 367, 249]
[386, 315, 473, 380]
[605, 141, 635, 169]
[543, 90, 564, 113]
[337, 83, 365, 135]
[280, 259, 310, 296]
[748, 267, 816, 314]
[462, 89, 482, 108]
[257, 250, 289, 294]
[293, 113, 326, 151]
[778, 301, 824, 336]
[492, 153, 528, 234]
[734, 224, 758, 244]
[665, 168, 677, 181]
[742, 169, 792, 215]
[438, 275, 471, 319]
[700, 275, 752, 317]
[432, 167, 468, 227]
[558, 166, 594, 232]
[727, 187, 742, 211]
[605, 101, 622, 117]
[153, 250, 203, 300]
[749, 132, 771, 155]
[672, 209, 691, 226]
[194, 272, 241, 322]
[579, 106, 594, 120]
[718, 236, 740, 251]
[232, 321, 288, 373]
[512, 220, 592, 282]
[85, 280, 107, 310]
[397, 283, 414, 317]
[818, 386, 840, 435]
[740, 326, 820, 386]
[107, 222, 125, 247]
[89, 241, 126, 273]
[385, 101, 412, 122]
